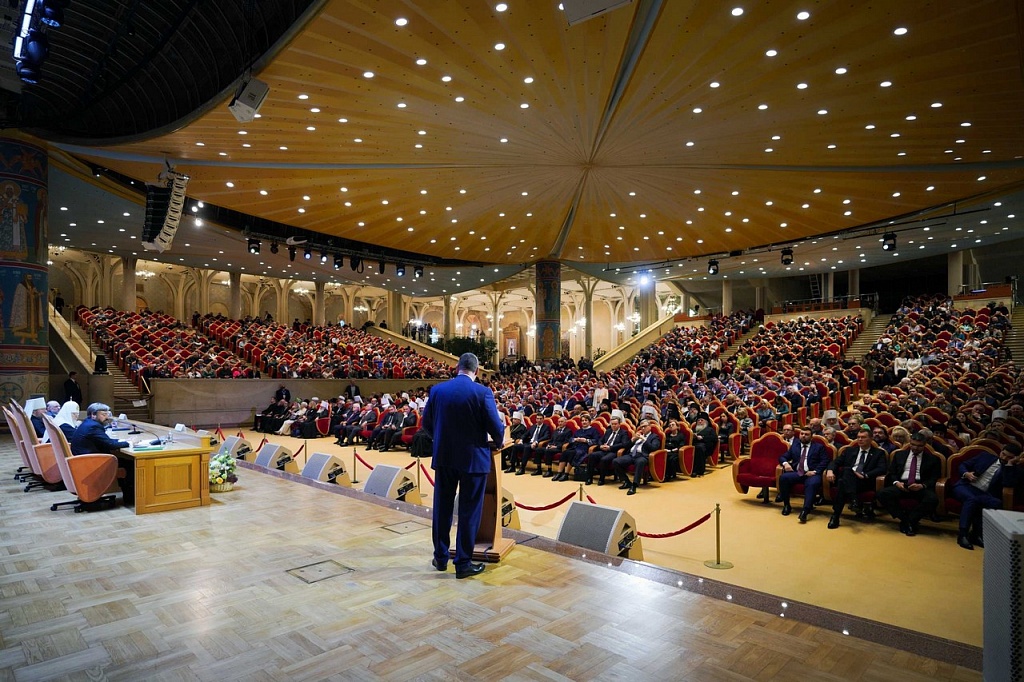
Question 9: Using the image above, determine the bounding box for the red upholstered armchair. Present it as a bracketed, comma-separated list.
[733, 432, 789, 503]
[42, 416, 120, 512]
[399, 412, 422, 449]
[357, 408, 380, 443]
[934, 446, 1005, 517]
[776, 439, 836, 503]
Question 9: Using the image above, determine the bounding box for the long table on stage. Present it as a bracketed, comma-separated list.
[116, 423, 217, 515]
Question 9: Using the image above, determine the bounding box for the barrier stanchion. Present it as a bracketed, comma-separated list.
[703, 503, 733, 570]
[255, 436, 268, 452]
[415, 458, 421, 492]
[578, 483, 584, 501]
[351, 447, 359, 484]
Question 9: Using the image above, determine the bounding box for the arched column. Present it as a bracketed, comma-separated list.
[120, 257, 137, 312]
[229, 271, 242, 320]
[638, 281, 657, 328]
[578, 275, 598, 359]
[721, 279, 733, 315]
[313, 281, 326, 325]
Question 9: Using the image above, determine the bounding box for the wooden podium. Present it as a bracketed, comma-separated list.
[451, 450, 516, 563]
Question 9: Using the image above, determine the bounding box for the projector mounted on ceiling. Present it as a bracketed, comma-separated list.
[228, 77, 269, 123]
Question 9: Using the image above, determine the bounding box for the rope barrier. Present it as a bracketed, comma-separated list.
[514, 490, 577, 512]
[255, 437, 268, 452]
[216, 426, 227, 440]
[637, 512, 712, 539]
[353, 451, 376, 471]
[585, 494, 597, 504]
[419, 463, 434, 487]
[294, 443, 305, 458]
[404, 461, 416, 470]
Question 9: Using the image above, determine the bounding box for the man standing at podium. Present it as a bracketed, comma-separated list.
[422, 353, 505, 579]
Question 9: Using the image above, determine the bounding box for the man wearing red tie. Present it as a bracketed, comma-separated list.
[877, 430, 942, 536]
[777, 426, 830, 523]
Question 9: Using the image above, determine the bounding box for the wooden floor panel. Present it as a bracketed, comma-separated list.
[0, 438, 979, 681]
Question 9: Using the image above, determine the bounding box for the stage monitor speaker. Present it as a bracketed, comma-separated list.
[982, 510, 1024, 682]
[455, 486, 520, 530]
[253, 444, 299, 473]
[218, 436, 253, 461]
[301, 452, 351, 487]
[556, 500, 643, 560]
[228, 77, 270, 123]
[93, 354, 107, 374]
[362, 464, 421, 504]
[562, 0, 632, 25]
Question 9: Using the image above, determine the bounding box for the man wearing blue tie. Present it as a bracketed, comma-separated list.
[778, 426, 830, 523]
[421, 353, 506, 579]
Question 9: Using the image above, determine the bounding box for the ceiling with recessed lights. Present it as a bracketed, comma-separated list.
[22, 0, 1024, 294]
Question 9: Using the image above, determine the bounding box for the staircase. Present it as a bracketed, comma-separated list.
[1004, 306, 1024, 362]
[75, 322, 152, 422]
[844, 312, 893, 362]
[721, 327, 761, 361]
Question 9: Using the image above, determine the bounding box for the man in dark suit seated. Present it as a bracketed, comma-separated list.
[538, 415, 575, 478]
[380, 404, 417, 451]
[825, 426, 888, 528]
[502, 413, 528, 472]
[691, 414, 717, 477]
[877, 431, 942, 536]
[778, 426, 830, 523]
[513, 417, 551, 475]
[613, 419, 661, 495]
[951, 442, 1021, 549]
[70, 402, 133, 505]
[586, 415, 630, 485]
[553, 413, 599, 482]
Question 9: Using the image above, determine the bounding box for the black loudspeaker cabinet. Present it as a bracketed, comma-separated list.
[300, 452, 351, 487]
[556, 500, 643, 560]
[362, 464, 421, 504]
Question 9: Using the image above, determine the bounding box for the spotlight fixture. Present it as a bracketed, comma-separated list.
[334, 254, 342, 269]
[303, 247, 312, 260]
[396, 264, 406, 277]
[882, 232, 897, 251]
[413, 265, 423, 278]
[350, 256, 363, 272]
[319, 250, 328, 264]
[781, 248, 794, 265]
[269, 241, 279, 254]
[247, 238, 260, 254]
[288, 245, 297, 262]
[378, 261, 386, 275]
[707, 259, 719, 275]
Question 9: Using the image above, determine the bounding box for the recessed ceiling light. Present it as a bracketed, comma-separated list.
[817, 109, 828, 115]
[500, 137, 508, 143]
[731, 7, 744, 16]
[758, 103, 768, 110]
[692, 107, 702, 113]
[796, 11, 810, 20]
[520, 103, 529, 108]
[765, 49, 777, 57]
[395, 17, 408, 26]
[961, 121, 972, 127]
[415, 58, 427, 65]
[865, 124, 875, 129]
[259, 190, 268, 195]
[310, 107, 320, 113]
[454, 96, 465, 102]
[931, 102, 942, 108]
[710, 81, 720, 88]
[363, 71, 374, 78]
[835, 67, 847, 75]
[396, 102, 407, 108]
[298, 94, 309, 100]
[893, 27, 908, 35]
[338, 118, 348, 123]
[496, 3, 508, 11]
[796, 83, 808, 89]
[494, 42, 505, 50]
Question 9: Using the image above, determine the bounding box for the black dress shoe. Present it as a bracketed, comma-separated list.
[756, 489, 767, 500]
[899, 519, 910, 535]
[542, 470, 553, 478]
[957, 535, 974, 550]
[431, 558, 447, 571]
[531, 469, 543, 476]
[827, 514, 840, 529]
[626, 486, 636, 495]
[781, 503, 792, 516]
[503, 466, 516, 474]
[971, 535, 984, 548]
[774, 493, 783, 503]
[905, 523, 917, 537]
[798, 509, 808, 524]
[515, 469, 526, 476]
[455, 563, 485, 579]
[618, 481, 630, 490]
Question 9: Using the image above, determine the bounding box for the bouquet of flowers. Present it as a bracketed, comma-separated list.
[209, 451, 238, 486]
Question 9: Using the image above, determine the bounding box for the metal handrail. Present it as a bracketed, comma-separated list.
[48, 303, 95, 365]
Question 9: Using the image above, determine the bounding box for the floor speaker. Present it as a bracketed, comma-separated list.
[982, 510, 1024, 681]
[455, 487, 520, 530]
[218, 436, 254, 462]
[253, 444, 299, 473]
[301, 452, 351, 487]
[362, 464, 421, 504]
[556, 500, 643, 560]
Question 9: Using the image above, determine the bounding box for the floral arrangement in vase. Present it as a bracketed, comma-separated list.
[209, 451, 238, 491]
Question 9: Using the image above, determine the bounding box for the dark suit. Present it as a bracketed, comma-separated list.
[827, 443, 887, 514]
[613, 431, 661, 487]
[422, 374, 505, 570]
[951, 452, 1018, 535]
[513, 422, 551, 471]
[63, 377, 83, 405]
[778, 439, 830, 511]
[877, 447, 942, 527]
[382, 412, 417, 450]
[691, 423, 717, 476]
[540, 425, 575, 468]
[70, 417, 133, 504]
[586, 427, 630, 483]
[30, 414, 45, 438]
